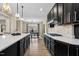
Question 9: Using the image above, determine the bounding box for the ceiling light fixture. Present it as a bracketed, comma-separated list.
[2, 3, 11, 13]
[40, 8, 43, 11]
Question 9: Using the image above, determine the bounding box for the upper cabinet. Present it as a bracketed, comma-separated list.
[57, 3, 64, 24]
[63, 3, 79, 23]
[47, 4, 58, 25]
[64, 3, 75, 23]
[53, 4, 58, 21]
[73, 3, 79, 22]
[47, 11, 51, 22]
[47, 3, 79, 25]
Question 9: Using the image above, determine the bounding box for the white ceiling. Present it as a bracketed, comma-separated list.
[0, 3, 54, 21]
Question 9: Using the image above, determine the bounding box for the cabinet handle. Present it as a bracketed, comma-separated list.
[61, 16, 62, 24]
[69, 12, 70, 22]
[74, 11, 77, 21]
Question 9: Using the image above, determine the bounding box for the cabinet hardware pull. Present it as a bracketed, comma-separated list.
[69, 12, 70, 22]
[74, 11, 77, 21]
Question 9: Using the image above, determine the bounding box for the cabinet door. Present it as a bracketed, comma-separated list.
[53, 4, 58, 20]
[74, 24, 79, 39]
[0, 43, 18, 56]
[69, 45, 77, 56]
[47, 12, 51, 22]
[73, 3, 79, 22]
[50, 39, 55, 56]
[51, 8, 54, 20]
[64, 3, 75, 23]
[58, 3, 64, 24]
[54, 41, 68, 56]
[19, 39, 25, 56]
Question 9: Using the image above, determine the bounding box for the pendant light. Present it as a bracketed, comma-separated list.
[15, 3, 20, 18]
[21, 5, 24, 20]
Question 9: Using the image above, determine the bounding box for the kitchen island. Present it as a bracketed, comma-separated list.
[0, 33, 30, 56]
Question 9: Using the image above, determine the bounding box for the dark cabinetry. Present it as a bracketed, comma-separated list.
[0, 43, 18, 56]
[47, 3, 79, 25]
[57, 3, 64, 24]
[44, 35, 50, 51]
[0, 35, 30, 56]
[54, 41, 68, 56]
[47, 4, 58, 27]
[73, 3, 79, 22]
[74, 24, 79, 39]
[64, 3, 74, 23]
[44, 35, 79, 56]
[47, 12, 51, 22]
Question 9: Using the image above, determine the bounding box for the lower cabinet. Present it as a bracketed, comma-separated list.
[19, 38, 25, 56]
[44, 35, 79, 56]
[54, 41, 68, 56]
[0, 42, 19, 56]
[0, 35, 30, 56]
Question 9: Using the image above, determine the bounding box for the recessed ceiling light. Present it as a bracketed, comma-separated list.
[40, 8, 43, 11]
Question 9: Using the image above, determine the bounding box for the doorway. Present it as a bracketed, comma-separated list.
[27, 23, 40, 39]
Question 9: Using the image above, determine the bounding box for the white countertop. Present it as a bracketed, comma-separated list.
[0, 33, 30, 52]
[45, 33, 79, 46]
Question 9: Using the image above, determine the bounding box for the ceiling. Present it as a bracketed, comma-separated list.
[0, 3, 54, 21]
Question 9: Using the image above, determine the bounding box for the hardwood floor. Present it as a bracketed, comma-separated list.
[24, 36, 51, 56]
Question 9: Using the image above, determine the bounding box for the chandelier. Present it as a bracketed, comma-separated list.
[2, 3, 11, 13]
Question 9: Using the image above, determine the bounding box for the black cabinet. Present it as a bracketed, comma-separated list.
[63, 3, 79, 24]
[47, 4, 58, 23]
[64, 3, 75, 23]
[19, 38, 25, 56]
[44, 35, 79, 56]
[69, 45, 77, 56]
[0, 42, 19, 56]
[57, 3, 64, 24]
[53, 4, 58, 20]
[50, 38, 55, 55]
[54, 41, 68, 56]
[47, 3, 79, 25]
[0, 35, 30, 56]
[47, 12, 51, 22]
[44, 35, 51, 52]
[74, 24, 79, 39]
[73, 3, 79, 22]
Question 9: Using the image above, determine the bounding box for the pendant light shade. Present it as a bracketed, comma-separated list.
[15, 3, 20, 18]
[21, 5, 24, 20]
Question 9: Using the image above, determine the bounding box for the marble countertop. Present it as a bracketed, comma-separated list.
[0, 33, 30, 52]
[45, 33, 79, 46]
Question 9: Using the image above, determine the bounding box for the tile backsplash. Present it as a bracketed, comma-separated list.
[48, 24, 75, 38]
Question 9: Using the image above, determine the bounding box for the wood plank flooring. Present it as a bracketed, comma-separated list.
[24, 36, 51, 56]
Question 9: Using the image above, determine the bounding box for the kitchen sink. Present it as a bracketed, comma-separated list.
[48, 33, 62, 36]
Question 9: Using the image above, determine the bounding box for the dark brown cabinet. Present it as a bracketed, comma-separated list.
[47, 11, 51, 22]
[0, 43, 19, 56]
[57, 3, 64, 24]
[0, 35, 30, 56]
[73, 3, 79, 22]
[44, 35, 79, 56]
[53, 4, 58, 20]
[64, 3, 74, 23]
[74, 24, 79, 39]
[47, 3, 79, 25]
